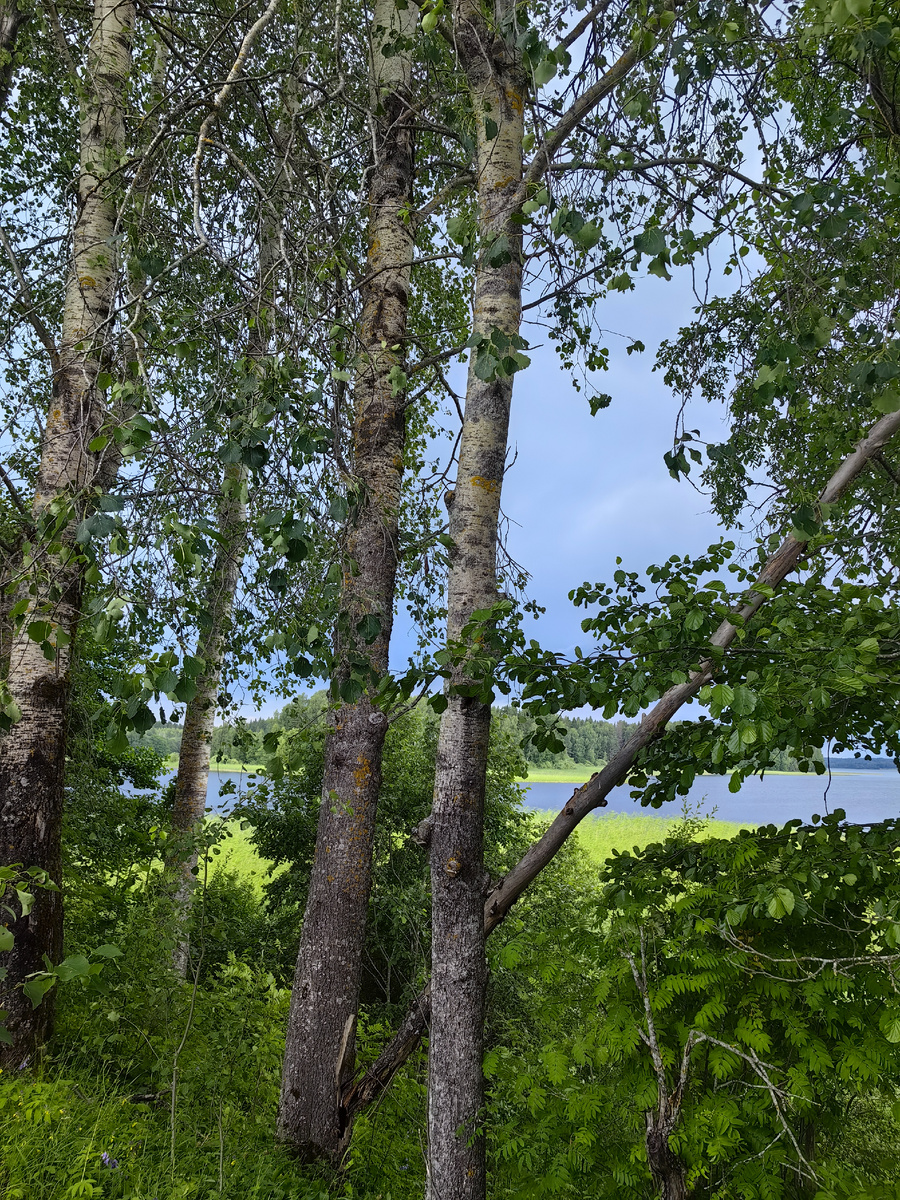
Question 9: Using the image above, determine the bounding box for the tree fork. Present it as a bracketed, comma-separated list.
[276, 0, 417, 1160]
[339, 406, 900, 1118]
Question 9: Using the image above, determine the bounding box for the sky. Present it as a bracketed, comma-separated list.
[240, 259, 749, 718]
[388, 264, 739, 675]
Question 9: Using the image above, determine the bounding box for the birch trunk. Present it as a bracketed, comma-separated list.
[336, 410, 900, 1119]
[426, 8, 525, 1198]
[0, 0, 134, 1068]
[169, 460, 247, 977]
[276, 0, 416, 1160]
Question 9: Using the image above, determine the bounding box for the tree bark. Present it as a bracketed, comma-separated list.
[0, 0, 134, 1069]
[646, 1122, 689, 1200]
[340, 407, 900, 1118]
[0, 0, 29, 116]
[426, 8, 525, 1198]
[276, 0, 416, 1160]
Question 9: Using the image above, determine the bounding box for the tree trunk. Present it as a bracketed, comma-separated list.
[170, 460, 247, 977]
[276, 0, 416, 1160]
[339, 407, 900, 1118]
[426, 9, 525, 1199]
[0, 0, 28, 116]
[646, 1122, 689, 1200]
[0, 0, 134, 1069]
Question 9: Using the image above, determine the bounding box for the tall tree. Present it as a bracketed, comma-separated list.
[424, 2, 677, 1191]
[0, 0, 135, 1067]
[276, 0, 418, 1159]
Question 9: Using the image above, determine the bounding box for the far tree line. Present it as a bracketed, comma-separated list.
[129, 697, 869, 776]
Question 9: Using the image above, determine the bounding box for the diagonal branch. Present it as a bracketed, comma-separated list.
[0, 224, 60, 371]
[340, 406, 900, 1120]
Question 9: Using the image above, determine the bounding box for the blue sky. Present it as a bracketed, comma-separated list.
[389, 265, 737, 673]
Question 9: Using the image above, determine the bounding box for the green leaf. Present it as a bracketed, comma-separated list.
[880, 1009, 900, 1043]
[873, 387, 900, 413]
[767, 887, 795, 919]
[55, 954, 91, 982]
[15, 888, 34, 917]
[23, 975, 56, 1008]
[173, 677, 198, 705]
[92, 944, 122, 959]
[0, 927, 13, 952]
[533, 59, 556, 87]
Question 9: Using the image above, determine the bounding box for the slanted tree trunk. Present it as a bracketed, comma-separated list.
[0, 0, 134, 1069]
[276, 0, 416, 1161]
[169, 459, 247, 977]
[426, 7, 526, 1198]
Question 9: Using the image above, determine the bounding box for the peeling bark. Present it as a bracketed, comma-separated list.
[0, 0, 134, 1068]
[276, 0, 416, 1160]
[426, 8, 525, 1198]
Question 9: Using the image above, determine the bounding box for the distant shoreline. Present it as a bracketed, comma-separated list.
[159, 755, 895, 785]
[515, 766, 893, 784]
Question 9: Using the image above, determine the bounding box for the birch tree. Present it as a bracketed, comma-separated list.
[0, 0, 135, 1067]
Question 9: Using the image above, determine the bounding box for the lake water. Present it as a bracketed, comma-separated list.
[156, 766, 899, 827]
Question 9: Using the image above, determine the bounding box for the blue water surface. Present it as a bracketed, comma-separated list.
[156, 765, 898, 827]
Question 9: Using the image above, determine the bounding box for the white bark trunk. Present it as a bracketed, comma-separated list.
[0, 0, 134, 1068]
[427, 7, 525, 1198]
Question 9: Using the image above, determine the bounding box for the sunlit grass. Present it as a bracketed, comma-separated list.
[574, 811, 752, 865]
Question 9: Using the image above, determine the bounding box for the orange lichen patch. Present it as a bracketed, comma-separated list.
[493, 174, 518, 191]
[470, 475, 499, 494]
[445, 857, 461, 876]
[353, 757, 372, 789]
[78, 276, 97, 288]
[505, 88, 524, 115]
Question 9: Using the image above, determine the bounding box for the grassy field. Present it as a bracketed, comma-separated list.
[574, 811, 750, 863]
[212, 811, 749, 890]
[516, 765, 605, 783]
[162, 754, 266, 773]
[204, 819, 277, 894]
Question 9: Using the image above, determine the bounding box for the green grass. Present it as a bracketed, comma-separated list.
[207, 811, 749, 893]
[205, 819, 278, 895]
[574, 811, 752, 865]
[516, 765, 605, 783]
[161, 755, 267, 773]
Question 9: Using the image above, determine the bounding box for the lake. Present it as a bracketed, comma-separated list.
[154, 766, 898, 826]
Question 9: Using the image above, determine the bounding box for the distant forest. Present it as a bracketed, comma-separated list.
[129, 697, 836, 774]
